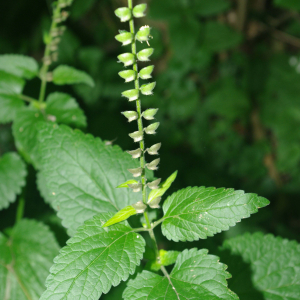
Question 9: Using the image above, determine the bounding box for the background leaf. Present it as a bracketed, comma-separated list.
[0, 94, 24, 124]
[0, 71, 25, 95]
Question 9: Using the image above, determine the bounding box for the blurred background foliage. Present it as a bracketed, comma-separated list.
[1, 0, 300, 270]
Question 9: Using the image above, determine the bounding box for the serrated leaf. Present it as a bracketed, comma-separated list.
[40, 212, 145, 300]
[0, 70, 25, 95]
[124, 248, 238, 300]
[0, 54, 39, 79]
[37, 123, 152, 235]
[0, 152, 27, 210]
[0, 219, 59, 300]
[161, 187, 269, 242]
[0, 93, 24, 123]
[220, 232, 300, 300]
[45, 92, 87, 128]
[52, 65, 95, 87]
[102, 206, 137, 227]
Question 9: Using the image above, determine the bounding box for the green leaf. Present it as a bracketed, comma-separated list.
[161, 187, 270, 242]
[275, 0, 300, 10]
[124, 248, 238, 300]
[194, 0, 230, 16]
[102, 205, 137, 227]
[52, 65, 95, 87]
[0, 54, 39, 79]
[37, 123, 152, 235]
[117, 179, 139, 188]
[0, 152, 27, 210]
[150, 250, 180, 271]
[40, 212, 145, 300]
[45, 92, 87, 128]
[0, 70, 25, 95]
[0, 93, 24, 124]
[0, 219, 59, 300]
[220, 232, 300, 300]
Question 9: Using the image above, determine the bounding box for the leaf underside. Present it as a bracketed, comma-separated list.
[40, 213, 145, 300]
[162, 186, 269, 242]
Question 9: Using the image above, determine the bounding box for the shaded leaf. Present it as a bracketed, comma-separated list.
[194, 0, 231, 16]
[0, 93, 24, 124]
[102, 205, 137, 227]
[0, 70, 25, 95]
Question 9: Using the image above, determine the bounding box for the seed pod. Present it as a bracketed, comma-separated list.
[127, 148, 142, 159]
[136, 26, 151, 43]
[146, 158, 160, 171]
[128, 167, 143, 177]
[139, 65, 154, 80]
[122, 89, 139, 101]
[143, 108, 158, 120]
[132, 201, 147, 213]
[122, 111, 138, 122]
[128, 183, 142, 192]
[148, 197, 162, 209]
[133, 3, 147, 18]
[115, 31, 134, 46]
[147, 178, 161, 190]
[141, 82, 156, 95]
[115, 7, 132, 22]
[147, 143, 161, 155]
[129, 131, 143, 142]
[137, 48, 154, 61]
[117, 53, 135, 66]
[144, 122, 160, 135]
[119, 70, 137, 82]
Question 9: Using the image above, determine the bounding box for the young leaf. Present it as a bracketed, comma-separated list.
[123, 248, 238, 300]
[0, 70, 25, 95]
[37, 123, 152, 235]
[0, 54, 39, 79]
[0, 152, 27, 210]
[161, 187, 270, 242]
[117, 179, 139, 188]
[0, 94, 24, 124]
[220, 232, 300, 300]
[102, 206, 137, 227]
[150, 250, 180, 271]
[52, 65, 95, 87]
[45, 92, 87, 128]
[0, 219, 59, 300]
[40, 213, 145, 300]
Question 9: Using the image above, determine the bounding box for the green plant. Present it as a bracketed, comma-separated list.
[1, 0, 300, 300]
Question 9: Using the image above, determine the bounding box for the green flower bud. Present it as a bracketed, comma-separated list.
[132, 201, 147, 213]
[147, 143, 161, 155]
[122, 111, 138, 122]
[128, 183, 142, 192]
[117, 53, 135, 66]
[119, 70, 137, 82]
[139, 65, 154, 80]
[144, 122, 160, 135]
[147, 178, 161, 190]
[122, 89, 139, 101]
[129, 131, 143, 142]
[141, 82, 156, 95]
[117, 179, 139, 188]
[136, 26, 151, 43]
[146, 158, 160, 171]
[115, 7, 132, 22]
[128, 167, 143, 177]
[133, 4, 147, 18]
[115, 31, 134, 46]
[137, 48, 154, 61]
[127, 148, 142, 159]
[148, 197, 161, 209]
[143, 108, 158, 120]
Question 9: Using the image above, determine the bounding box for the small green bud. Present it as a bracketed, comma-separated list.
[115, 7, 132, 22]
[137, 48, 154, 61]
[128, 183, 142, 192]
[140, 82, 156, 95]
[147, 143, 161, 155]
[147, 178, 161, 190]
[132, 201, 147, 213]
[117, 53, 135, 66]
[115, 31, 134, 46]
[129, 131, 144, 142]
[143, 108, 158, 120]
[122, 111, 138, 122]
[148, 197, 161, 209]
[128, 167, 143, 177]
[133, 4, 147, 18]
[119, 70, 137, 82]
[117, 179, 139, 188]
[144, 122, 160, 135]
[139, 65, 154, 80]
[136, 25, 151, 43]
[122, 89, 139, 101]
[146, 158, 160, 171]
[127, 148, 142, 159]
